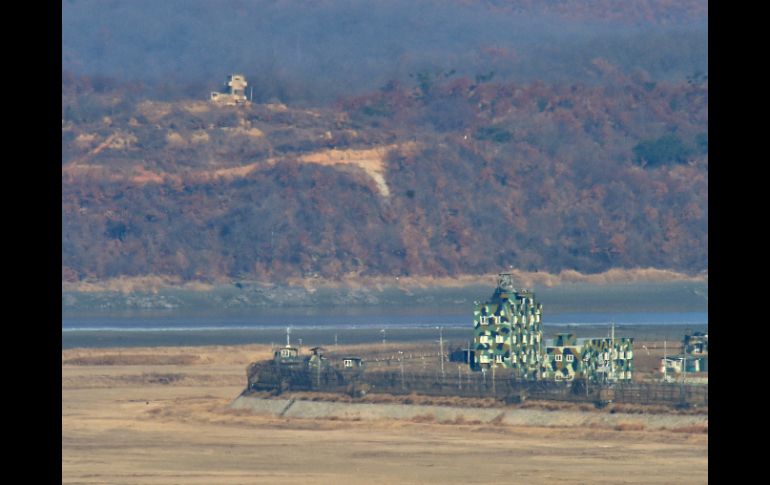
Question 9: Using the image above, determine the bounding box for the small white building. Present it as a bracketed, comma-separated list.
[211, 74, 249, 105]
[661, 355, 704, 374]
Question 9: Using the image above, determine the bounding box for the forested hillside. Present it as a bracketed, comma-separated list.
[62, 65, 707, 282]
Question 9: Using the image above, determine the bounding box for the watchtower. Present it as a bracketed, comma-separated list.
[470, 273, 543, 378]
[210, 74, 249, 105]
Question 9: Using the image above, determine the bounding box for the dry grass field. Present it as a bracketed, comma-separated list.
[62, 344, 707, 484]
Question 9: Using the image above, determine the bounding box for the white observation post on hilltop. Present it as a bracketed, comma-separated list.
[210, 74, 250, 106]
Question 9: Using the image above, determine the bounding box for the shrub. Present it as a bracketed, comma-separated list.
[474, 125, 513, 143]
[632, 134, 692, 167]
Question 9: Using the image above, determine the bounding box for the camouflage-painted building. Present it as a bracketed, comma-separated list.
[305, 347, 328, 369]
[470, 273, 634, 382]
[659, 331, 708, 378]
[683, 332, 708, 355]
[471, 273, 544, 379]
[660, 355, 705, 374]
[541, 333, 634, 382]
[274, 345, 301, 365]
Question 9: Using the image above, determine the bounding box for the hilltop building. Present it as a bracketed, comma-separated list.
[470, 273, 634, 382]
[210, 74, 249, 105]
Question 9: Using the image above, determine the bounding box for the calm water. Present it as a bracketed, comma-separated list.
[62, 309, 707, 348]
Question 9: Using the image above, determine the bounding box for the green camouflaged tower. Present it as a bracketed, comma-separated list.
[471, 273, 543, 379]
[471, 273, 634, 382]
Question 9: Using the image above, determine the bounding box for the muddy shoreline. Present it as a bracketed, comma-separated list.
[63, 276, 707, 313]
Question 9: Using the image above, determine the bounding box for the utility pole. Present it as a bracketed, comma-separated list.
[679, 334, 687, 405]
[438, 326, 445, 381]
[492, 364, 496, 396]
[663, 339, 668, 382]
[458, 365, 462, 390]
[682, 342, 687, 384]
[467, 340, 471, 366]
[399, 351, 405, 390]
[381, 329, 386, 346]
[334, 333, 338, 350]
[286, 327, 291, 347]
[610, 321, 615, 382]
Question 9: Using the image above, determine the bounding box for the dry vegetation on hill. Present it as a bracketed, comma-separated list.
[62, 0, 707, 284]
[62, 73, 707, 283]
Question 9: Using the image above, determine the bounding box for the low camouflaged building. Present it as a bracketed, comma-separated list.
[683, 332, 708, 355]
[470, 273, 634, 382]
[471, 273, 544, 378]
[661, 354, 707, 375]
[274, 345, 301, 366]
[541, 333, 634, 382]
[659, 332, 708, 378]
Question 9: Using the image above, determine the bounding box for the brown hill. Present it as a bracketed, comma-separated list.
[62, 73, 707, 282]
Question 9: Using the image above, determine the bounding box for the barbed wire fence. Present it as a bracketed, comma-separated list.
[292, 349, 708, 407]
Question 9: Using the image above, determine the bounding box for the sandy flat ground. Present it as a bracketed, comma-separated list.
[62, 345, 707, 484]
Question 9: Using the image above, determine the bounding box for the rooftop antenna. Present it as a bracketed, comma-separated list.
[498, 272, 515, 292]
[682, 340, 687, 384]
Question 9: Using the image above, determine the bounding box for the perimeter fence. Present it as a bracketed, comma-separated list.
[348, 370, 707, 407]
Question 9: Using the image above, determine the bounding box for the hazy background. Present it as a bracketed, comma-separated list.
[63, 0, 707, 105]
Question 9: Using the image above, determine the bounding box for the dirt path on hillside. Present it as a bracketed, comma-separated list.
[62, 142, 418, 198]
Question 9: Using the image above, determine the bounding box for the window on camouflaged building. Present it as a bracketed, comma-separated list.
[566, 355, 574, 362]
[555, 355, 562, 362]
